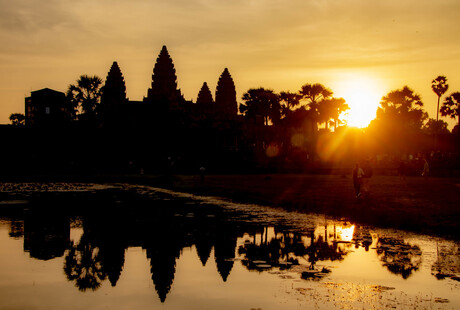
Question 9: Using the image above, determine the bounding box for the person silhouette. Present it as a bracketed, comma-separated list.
[422, 158, 429, 178]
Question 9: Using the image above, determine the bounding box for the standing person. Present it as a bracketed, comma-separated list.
[422, 158, 429, 178]
[352, 163, 364, 198]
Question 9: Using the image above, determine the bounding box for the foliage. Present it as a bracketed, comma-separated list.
[440, 92, 460, 126]
[422, 118, 450, 135]
[240, 88, 281, 125]
[318, 97, 349, 130]
[299, 83, 333, 114]
[431, 76, 448, 121]
[66, 75, 103, 122]
[64, 237, 106, 292]
[9, 113, 25, 126]
[298, 83, 334, 130]
[279, 91, 301, 117]
[373, 86, 427, 132]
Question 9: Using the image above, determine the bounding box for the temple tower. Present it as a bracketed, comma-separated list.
[145, 45, 183, 109]
[196, 82, 214, 105]
[101, 61, 127, 106]
[215, 68, 237, 117]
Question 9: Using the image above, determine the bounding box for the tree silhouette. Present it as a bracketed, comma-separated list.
[374, 86, 427, 132]
[9, 113, 25, 126]
[279, 91, 302, 117]
[64, 237, 106, 292]
[328, 97, 349, 131]
[318, 97, 349, 131]
[422, 119, 450, 135]
[440, 92, 460, 127]
[240, 88, 281, 125]
[431, 76, 448, 122]
[66, 75, 103, 123]
[299, 83, 333, 129]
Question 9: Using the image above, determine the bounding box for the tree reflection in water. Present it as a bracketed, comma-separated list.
[0, 189, 434, 303]
[64, 235, 106, 291]
[431, 243, 460, 281]
[376, 237, 422, 279]
[238, 224, 350, 278]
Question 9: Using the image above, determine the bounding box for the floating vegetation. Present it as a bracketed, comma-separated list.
[369, 285, 395, 292]
[376, 236, 422, 279]
[434, 297, 450, 303]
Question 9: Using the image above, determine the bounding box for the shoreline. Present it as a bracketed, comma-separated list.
[1, 174, 459, 240]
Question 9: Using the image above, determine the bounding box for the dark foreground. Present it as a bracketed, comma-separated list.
[135, 174, 460, 240]
[1, 174, 459, 239]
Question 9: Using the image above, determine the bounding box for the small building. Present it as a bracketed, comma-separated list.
[25, 88, 70, 126]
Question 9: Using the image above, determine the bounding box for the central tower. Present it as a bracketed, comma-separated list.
[145, 45, 184, 110]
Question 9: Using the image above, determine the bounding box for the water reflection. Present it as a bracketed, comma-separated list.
[376, 237, 422, 279]
[0, 188, 458, 306]
[24, 210, 69, 261]
[64, 236, 106, 291]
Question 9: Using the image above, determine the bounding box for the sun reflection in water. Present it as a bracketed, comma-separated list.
[338, 225, 355, 242]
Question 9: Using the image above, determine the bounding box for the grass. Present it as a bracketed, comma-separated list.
[137, 174, 460, 240]
[1, 173, 459, 239]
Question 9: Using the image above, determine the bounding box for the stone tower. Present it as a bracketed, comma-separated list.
[101, 61, 127, 106]
[215, 68, 237, 117]
[196, 82, 214, 105]
[145, 45, 183, 109]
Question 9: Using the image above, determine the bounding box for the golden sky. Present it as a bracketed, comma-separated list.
[1, 0, 459, 128]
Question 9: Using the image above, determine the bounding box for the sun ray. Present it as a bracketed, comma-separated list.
[334, 75, 384, 128]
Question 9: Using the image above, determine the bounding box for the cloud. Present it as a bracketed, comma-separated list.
[0, 0, 77, 32]
[1, 0, 460, 124]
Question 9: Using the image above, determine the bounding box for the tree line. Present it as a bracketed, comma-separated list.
[10, 75, 460, 134]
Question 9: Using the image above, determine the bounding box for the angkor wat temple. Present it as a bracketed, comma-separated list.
[3, 46, 266, 175]
[94, 46, 249, 173]
[101, 46, 240, 129]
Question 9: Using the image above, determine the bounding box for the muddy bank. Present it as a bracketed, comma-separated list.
[0, 174, 459, 240]
[132, 174, 460, 240]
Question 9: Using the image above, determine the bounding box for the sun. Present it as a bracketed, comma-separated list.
[335, 76, 383, 128]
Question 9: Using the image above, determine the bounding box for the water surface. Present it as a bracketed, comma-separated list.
[0, 183, 458, 309]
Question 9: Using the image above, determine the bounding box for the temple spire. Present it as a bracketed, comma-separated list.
[196, 82, 213, 105]
[146, 45, 183, 106]
[215, 68, 237, 117]
[101, 61, 127, 106]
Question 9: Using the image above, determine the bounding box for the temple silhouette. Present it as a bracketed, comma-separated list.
[25, 46, 239, 128]
[8, 45, 458, 176]
[16, 45, 251, 174]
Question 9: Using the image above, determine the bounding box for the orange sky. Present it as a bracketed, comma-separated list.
[1, 0, 459, 128]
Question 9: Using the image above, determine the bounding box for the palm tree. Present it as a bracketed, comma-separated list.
[66, 75, 103, 122]
[240, 88, 281, 125]
[323, 97, 349, 131]
[299, 83, 333, 129]
[375, 86, 427, 132]
[9, 113, 25, 126]
[431, 76, 448, 121]
[279, 91, 302, 121]
[440, 92, 460, 127]
[64, 236, 107, 291]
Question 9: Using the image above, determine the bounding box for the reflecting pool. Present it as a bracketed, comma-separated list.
[0, 183, 459, 309]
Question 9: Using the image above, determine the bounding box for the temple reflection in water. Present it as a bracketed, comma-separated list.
[0, 189, 433, 303]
